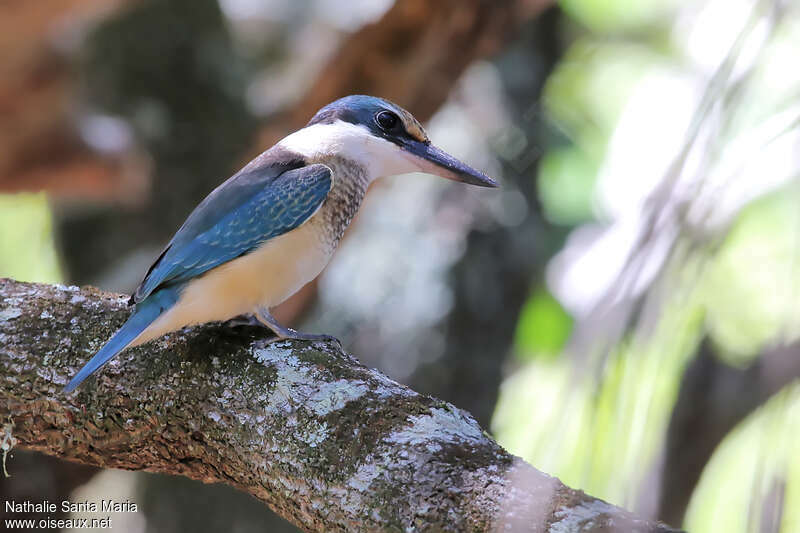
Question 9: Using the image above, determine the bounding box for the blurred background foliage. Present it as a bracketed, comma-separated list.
[0, 194, 61, 283]
[1, 0, 799, 532]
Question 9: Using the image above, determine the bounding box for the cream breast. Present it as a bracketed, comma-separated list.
[130, 219, 332, 346]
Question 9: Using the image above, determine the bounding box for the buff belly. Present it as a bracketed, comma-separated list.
[129, 219, 331, 346]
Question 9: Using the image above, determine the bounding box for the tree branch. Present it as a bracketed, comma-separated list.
[0, 278, 678, 532]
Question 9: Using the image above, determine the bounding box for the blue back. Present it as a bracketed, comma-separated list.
[133, 160, 332, 303]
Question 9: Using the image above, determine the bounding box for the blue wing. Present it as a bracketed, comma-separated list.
[132, 162, 333, 303]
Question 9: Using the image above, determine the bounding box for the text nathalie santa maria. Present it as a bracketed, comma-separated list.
[6, 499, 138, 513]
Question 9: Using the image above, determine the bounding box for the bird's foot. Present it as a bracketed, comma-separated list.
[255, 307, 342, 349]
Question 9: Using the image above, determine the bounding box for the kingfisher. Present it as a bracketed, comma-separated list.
[65, 95, 497, 392]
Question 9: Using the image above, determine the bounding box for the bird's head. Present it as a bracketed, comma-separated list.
[281, 95, 497, 187]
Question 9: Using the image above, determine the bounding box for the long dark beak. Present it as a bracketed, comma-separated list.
[403, 139, 498, 187]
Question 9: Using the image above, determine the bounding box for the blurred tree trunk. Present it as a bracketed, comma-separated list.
[656, 338, 800, 525]
[409, 7, 567, 426]
[55, 0, 258, 289]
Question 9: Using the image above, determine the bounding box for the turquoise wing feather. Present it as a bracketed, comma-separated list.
[133, 162, 332, 303]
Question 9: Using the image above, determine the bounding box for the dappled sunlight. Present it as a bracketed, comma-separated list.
[0, 194, 62, 284]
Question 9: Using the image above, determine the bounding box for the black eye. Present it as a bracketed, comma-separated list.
[375, 110, 399, 131]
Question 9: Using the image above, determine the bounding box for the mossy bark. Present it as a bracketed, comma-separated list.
[0, 278, 679, 532]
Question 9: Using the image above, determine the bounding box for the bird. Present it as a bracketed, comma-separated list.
[64, 95, 497, 393]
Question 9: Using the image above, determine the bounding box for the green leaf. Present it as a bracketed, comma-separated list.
[514, 287, 573, 361]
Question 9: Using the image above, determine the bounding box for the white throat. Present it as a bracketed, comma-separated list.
[277, 120, 423, 181]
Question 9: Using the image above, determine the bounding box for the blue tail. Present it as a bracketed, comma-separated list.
[64, 288, 179, 393]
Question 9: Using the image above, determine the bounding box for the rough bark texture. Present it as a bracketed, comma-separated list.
[0, 278, 678, 532]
